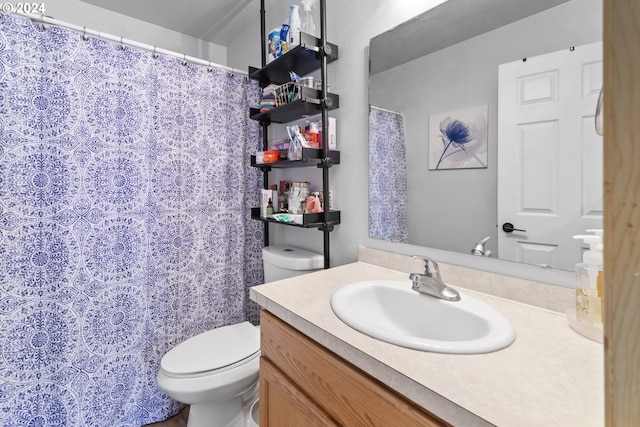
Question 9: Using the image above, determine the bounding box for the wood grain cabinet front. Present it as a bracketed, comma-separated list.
[259, 310, 450, 427]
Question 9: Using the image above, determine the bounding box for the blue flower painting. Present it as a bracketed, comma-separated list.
[428, 105, 488, 170]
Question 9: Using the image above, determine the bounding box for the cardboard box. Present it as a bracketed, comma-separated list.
[327, 117, 337, 150]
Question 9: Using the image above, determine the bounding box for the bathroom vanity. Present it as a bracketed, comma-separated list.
[259, 310, 445, 426]
[250, 248, 604, 426]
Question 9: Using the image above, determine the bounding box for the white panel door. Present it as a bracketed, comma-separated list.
[497, 42, 603, 270]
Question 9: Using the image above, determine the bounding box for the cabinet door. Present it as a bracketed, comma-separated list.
[260, 357, 339, 427]
[260, 310, 449, 427]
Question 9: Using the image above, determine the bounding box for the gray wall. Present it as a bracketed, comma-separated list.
[369, 0, 602, 256]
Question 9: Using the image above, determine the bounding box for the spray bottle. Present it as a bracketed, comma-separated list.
[572, 229, 604, 327]
[288, 5, 301, 50]
[300, 0, 316, 37]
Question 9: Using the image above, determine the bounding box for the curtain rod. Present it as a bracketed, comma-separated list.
[370, 105, 403, 116]
[6, 12, 248, 77]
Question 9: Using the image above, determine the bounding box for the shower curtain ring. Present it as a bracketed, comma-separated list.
[207, 61, 213, 72]
[152, 46, 158, 59]
[81, 26, 89, 41]
[182, 54, 187, 66]
[119, 36, 125, 51]
[38, 14, 47, 31]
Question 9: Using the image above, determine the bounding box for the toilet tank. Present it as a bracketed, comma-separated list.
[262, 244, 324, 282]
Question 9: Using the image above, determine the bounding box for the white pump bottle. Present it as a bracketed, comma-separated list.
[572, 229, 604, 326]
[288, 5, 301, 49]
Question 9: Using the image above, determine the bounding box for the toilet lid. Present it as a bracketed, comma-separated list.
[161, 322, 260, 376]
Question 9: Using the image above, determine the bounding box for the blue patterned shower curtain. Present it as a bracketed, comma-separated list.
[0, 14, 264, 426]
[368, 106, 408, 243]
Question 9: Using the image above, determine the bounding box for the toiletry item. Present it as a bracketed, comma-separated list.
[288, 5, 301, 50]
[319, 190, 333, 210]
[279, 180, 288, 212]
[266, 199, 274, 216]
[317, 117, 337, 150]
[263, 150, 280, 163]
[286, 125, 306, 160]
[267, 28, 281, 62]
[300, 0, 316, 37]
[280, 23, 290, 54]
[309, 121, 320, 148]
[289, 71, 301, 82]
[303, 117, 311, 143]
[327, 117, 337, 150]
[271, 213, 294, 223]
[305, 192, 322, 213]
[310, 122, 320, 148]
[299, 76, 314, 88]
[260, 189, 278, 217]
[260, 84, 279, 112]
[288, 181, 310, 214]
[572, 230, 604, 327]
[255, 151, 264, 164]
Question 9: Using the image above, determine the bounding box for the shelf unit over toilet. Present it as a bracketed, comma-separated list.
[249, 0, 339, 269]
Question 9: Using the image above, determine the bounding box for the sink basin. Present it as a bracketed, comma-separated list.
[330, 280, 516, 354]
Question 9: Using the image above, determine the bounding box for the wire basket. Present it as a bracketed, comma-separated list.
[275, 82, 299, 107]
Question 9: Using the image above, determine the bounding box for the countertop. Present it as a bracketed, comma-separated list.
[250, 261, 604, 426]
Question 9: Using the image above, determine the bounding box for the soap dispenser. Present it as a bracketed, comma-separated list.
[572, 230, 604, 327]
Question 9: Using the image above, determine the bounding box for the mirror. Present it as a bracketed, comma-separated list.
[368, 0, 603, 271]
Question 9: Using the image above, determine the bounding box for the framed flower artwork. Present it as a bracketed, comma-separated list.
[428, 105, 488, 170]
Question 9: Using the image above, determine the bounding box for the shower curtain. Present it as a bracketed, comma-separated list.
[0, 13, 264, 426]
[368, 106, 409, 243]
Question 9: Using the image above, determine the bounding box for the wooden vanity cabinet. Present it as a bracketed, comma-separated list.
[259, 310, 449, 427]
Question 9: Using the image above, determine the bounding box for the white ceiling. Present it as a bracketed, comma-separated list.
[80, 0, 257, 46]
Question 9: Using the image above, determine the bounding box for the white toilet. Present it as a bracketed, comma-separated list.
[157, 322, 260, 427]
[261, 244, 324, 282]
[156, 244, 323, 427]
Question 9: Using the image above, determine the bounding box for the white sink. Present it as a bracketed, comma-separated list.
[330, 280, 516, 354]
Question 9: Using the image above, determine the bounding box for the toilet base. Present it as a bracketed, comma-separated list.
[186, 383, 258, 427]
[187, 397, 243, 427]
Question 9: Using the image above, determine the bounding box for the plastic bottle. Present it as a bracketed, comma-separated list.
[303, 117, 312, 143]
[572, 230, 604, 326]
[300, 0, 316, 37]
[288, 5, 301, 50]
[309, 121, 320, 148]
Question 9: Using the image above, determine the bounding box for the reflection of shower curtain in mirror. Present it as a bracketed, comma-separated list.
[368, 107, 408, 243]
[0, 14, 264, 425]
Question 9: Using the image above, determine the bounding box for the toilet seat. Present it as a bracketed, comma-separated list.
[160, 322, 260, 379]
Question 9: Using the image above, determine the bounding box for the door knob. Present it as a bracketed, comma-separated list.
[502, 222, 526, 233]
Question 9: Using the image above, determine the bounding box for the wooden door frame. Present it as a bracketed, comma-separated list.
[604, 0, 640, 424]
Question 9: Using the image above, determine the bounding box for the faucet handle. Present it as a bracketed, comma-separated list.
[411, 255, 442, 280]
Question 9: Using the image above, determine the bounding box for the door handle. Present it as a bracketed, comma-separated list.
[502, 222, 526, 233]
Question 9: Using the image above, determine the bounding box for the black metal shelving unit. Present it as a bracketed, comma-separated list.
[250, 0, 339, 269]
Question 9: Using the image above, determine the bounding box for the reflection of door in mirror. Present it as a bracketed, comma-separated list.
[497, 42, 603, 269]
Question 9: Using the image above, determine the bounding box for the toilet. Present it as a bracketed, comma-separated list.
[261, 244, 324, 282]
[157, 322, 260, 427]
[157, 244, 322, 427]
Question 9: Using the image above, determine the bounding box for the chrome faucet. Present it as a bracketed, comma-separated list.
[471, 236, 491, 257]
[409, 256, 461, 301]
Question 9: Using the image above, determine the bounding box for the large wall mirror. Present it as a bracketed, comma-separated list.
[368, 0, 603, 271]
